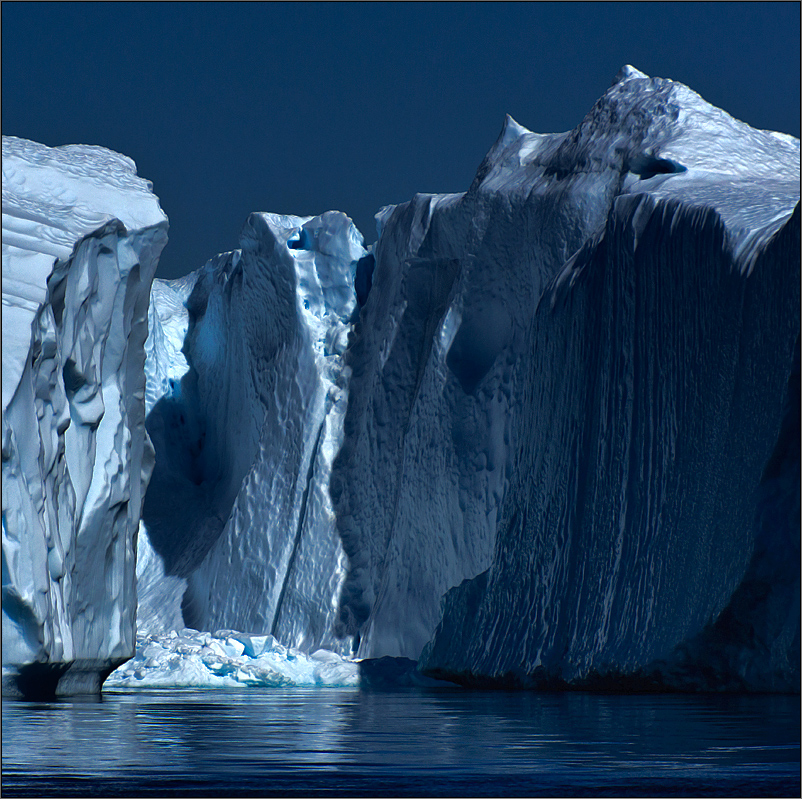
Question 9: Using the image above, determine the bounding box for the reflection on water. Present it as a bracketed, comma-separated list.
[2, 688, 799, 796]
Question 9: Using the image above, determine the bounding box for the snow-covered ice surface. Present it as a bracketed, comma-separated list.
[2, 137, 166, 409]
[138, 211, 363, 655]
[418, 67, 799, 690]
[105, 629, 359, 689]
[2, 137, 167, 696]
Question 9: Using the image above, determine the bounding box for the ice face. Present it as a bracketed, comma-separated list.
[416, 70, 799, 688]
[138, 210, 363, 654]
[330, 68, 798, 663]
[420, 198, 799, 689]
[2, 137, 167, 697]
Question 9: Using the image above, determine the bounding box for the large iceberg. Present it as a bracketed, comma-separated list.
[330, 67, 800, 667]
[137, 211, 364, 655]
[417, 67, 799, 690]
[2, 137, 167, 696]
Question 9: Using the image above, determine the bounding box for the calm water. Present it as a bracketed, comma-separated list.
[2, 688, 799, 796]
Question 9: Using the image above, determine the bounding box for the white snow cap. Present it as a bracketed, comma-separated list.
[2, 136, 167, 409]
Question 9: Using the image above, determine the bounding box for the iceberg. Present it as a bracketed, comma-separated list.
[330, 67, 799, 665]
[3, 66, 798, 696]
[138, 211, 364, 655]
[2, 137, 167, 697]
[418, 67, 799, 690]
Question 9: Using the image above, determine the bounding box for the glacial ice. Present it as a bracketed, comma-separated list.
[105, 628, 359, 689]
[417, 67, 800, 689]
[138, 210, 364, 655]
[3, 66, 799, 696]
[2, 137, 167, 696]
[329, 67, 799, 664]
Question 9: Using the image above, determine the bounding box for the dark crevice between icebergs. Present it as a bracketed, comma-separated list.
[7, 662, 70, 701]
[354, 252, 375, 308]
[358, 657, 461, 690]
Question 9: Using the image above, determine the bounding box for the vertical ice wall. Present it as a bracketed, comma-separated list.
[420, 198, 799, 689]
[2, 137, 167, 697]
[135, 274, 197, 633]
[139, 211, 364, 653]
[417, 68, 800, 687]
[330, 66, 795, 662]
[329, 183, 581, 659]
[659, 327, 800, 692]
[328, 102, 632, 660]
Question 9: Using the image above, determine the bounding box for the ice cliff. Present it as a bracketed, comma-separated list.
[3, 66, 798, 696]
[2, 137, 167, 697]
[138, 211, 363, 655]
[418, 67, 800, 690]
[333, 67, 800, 672]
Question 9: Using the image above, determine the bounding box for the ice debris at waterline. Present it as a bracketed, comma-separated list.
[105, 630, 359, 689]
[2, 66, 799, 698]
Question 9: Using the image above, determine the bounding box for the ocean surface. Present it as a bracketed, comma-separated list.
[2, 687, 799, 797]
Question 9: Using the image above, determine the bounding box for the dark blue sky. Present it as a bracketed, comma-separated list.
[3, 2, 799, 279]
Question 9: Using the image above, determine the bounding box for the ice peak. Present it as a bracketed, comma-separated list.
[498, 114, 529, 150]
[612, 64, 649, 85]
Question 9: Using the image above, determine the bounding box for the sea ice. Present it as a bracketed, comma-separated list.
[105, 629, 359, 689]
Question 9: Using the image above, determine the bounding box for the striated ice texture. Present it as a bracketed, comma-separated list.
[331, 66, 794, 662]
[105, 628, 359, 689]
[418, 67, 800, 689]
[135, 274, 197, 634]
[2, 136, 167, 696]
[138, 211, 364, 655]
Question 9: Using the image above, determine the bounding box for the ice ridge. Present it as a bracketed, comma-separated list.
[138, 210, 363, 655]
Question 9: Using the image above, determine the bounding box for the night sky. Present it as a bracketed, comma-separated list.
[3, 2, 799, 279]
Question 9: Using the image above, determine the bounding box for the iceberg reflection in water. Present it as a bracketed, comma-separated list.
[2, 689, 798, 796]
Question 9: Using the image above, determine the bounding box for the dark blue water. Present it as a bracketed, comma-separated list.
[2, 688, 799, 796]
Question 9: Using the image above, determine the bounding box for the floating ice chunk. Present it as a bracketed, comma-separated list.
[105, 629, 360, 689]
